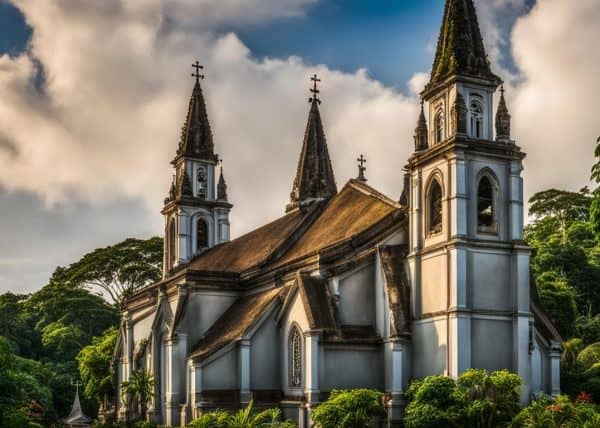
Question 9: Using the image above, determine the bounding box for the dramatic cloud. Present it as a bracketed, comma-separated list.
[1, 0, 599, 294]
[509, 0, 600, 195]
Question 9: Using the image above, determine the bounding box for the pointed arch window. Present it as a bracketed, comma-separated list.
[197, 166, 207, 199]
[196, 218, 208, 251]
[289, 326, 302, 388]
[168, 219, 176, 269]
[427, 179, 443, 235]
[477, 175, 496, 232]
[470, 98, 484, 139]
[434, 109, 444, 144]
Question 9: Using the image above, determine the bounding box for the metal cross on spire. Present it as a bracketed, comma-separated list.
[309, 74, 321, 104]
[357, 154, 367, 182]
[192, 61, 204, 84]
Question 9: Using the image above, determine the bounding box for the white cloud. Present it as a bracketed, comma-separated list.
[509, 0, 600, 196]
[0, 0, 420, 238]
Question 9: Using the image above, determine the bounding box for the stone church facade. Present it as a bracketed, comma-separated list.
[114, 1, 562, 426]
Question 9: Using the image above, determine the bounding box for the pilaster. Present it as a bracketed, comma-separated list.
[239, 339, 251, 404]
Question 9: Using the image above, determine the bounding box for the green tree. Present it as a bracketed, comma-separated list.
[57, 237, 163, 305]
[121, 369, 154, 421]
[78, 327, 119, 409]
[579, 343, 600, 370]
[311, 389, 385, 428]
[0, 293, 35, 357]
[536, 272, 578, 338]
[528, 188, 592, 240]
[576, 315, 600, 345]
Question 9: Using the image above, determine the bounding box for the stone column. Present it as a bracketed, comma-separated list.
[125, 316, 134, 381]
[304, 333, 320, 427]
[190, 361, 202, 419]
[239, 339, 251, 404]
[165, 333, 187, 427]
[386, 339, 407, 427]
[549, 341, 562, 397]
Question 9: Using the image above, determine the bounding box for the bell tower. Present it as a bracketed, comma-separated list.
[162, 62, 232, 276]
[405, 0, 537, 402]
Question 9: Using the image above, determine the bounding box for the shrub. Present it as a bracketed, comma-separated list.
[581, 378, 600, 404]
[311, 389, 385, 428]
[509, 394, 600, 427]
[578, 343, 600, 369]
[576, 315, 600, 345]
[188, 410, 229, 428]
[404, 376, 465, 428]
[405, 370, 522, 428]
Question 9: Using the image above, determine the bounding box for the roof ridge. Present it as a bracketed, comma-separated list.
[345, 179, 402, 209]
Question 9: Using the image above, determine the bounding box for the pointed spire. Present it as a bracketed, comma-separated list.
[217, 162, 228, 201]
[286, 75, 337, 212]
[414, 100, 428, 151]
[495, 86, 511, 142]
[175, 62, 217, 163]
[63, 382, 91, 424]
[357, 154, 367, 182]
[427, 0, 500, 90]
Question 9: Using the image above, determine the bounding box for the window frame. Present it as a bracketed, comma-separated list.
[288, 325, 303, 389]
[434, 108, 445, 144]
[168, 218, 176, 269]
[476, 171, 499, 235]
[196, 218, 209, 251]
[426, 176, 444, 237]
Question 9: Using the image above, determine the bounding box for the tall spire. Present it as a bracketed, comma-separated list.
[217, 161, 228, 201]
[287, 75, 337, 212]
[427, 0, 500, 90]
[175, 62, 217, 163]
[414, 100, 428, 151]
[495, 86, 511, 142]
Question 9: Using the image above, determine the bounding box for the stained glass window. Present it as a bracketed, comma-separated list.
[290, 328, 302, 387]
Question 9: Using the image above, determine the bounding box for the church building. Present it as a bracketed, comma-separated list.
[114, 1, 562, 426]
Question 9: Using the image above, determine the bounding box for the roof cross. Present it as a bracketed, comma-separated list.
[309, 74, 321, 104]
[192, 61, 204, 83]
[357, 154, 367, 182]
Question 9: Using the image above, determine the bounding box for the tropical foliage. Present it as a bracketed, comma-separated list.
[120, 370, 154, 421]
[186, 401, 295, 428]
[404, 369, 522, 428]
[311, 389, 385, 428]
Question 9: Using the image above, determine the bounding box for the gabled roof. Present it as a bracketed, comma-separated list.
[181, 179, 402, 277]
[296, 271, 337, 331]
[175, 80, 217, 162]
[277, 180, 400, 265]
[185, 208, 309, 273]
[189, 287, 287, 360]
[427, 0, 500, 90]
[287, 98, 337, 212]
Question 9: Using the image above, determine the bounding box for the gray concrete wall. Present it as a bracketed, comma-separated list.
[250, 312, 280, 390]
[469, 251, 512, 311]
[339, 264, 376, 326]
[471, 318, 513, 371]
[411, 318, 447, 379]
[201, 348, 237, 390]
[178, 291, 238, 350]
[320, 346, 383, 390]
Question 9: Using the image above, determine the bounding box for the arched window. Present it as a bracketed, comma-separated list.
[168, 219, 176, 269]
[428, 179, 443, 235]
[196, 219, 208, 251]
[477, 176, 496, 232]
[434, 110, 444, 144]
[197, 167, 206, 199]
[289, 327, 302, 388]
[470, 99, 483, 139]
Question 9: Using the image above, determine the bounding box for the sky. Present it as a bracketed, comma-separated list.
[0, 0, 598, 294]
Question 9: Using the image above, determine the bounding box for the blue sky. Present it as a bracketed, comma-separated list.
[0, 0, 518, 90]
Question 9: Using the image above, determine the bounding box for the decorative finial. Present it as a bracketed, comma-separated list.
[192, 61, 204, 84]
[357, 154, 367, 182]
[309, 74, 321, 104]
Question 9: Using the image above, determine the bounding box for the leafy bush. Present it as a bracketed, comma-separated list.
[578, 343, 600, 369]
[510, 394, 600, 427]
[581, 377, 600, 403]
[311, 389, 385, 428]
[405, 370, 522, 428]
[187, 401, 295, 428]
[576, 315, 600, 345]
[404, 376, 465, 428]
